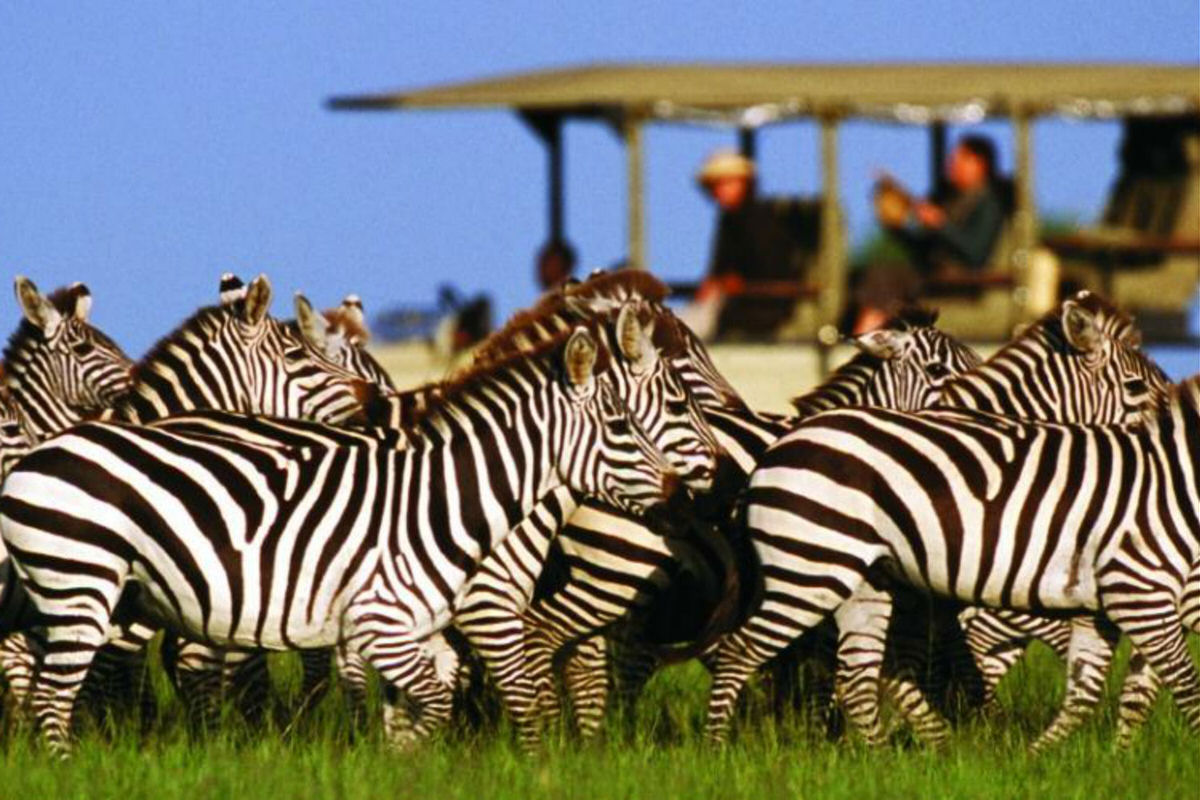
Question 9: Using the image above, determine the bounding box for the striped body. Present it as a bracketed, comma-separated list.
[706, 377, 1200, 748]
[0, 326, 677, 754]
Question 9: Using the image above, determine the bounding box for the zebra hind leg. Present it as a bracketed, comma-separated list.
[1114, 652, 1163, 749]
[562, 635, 609, 740]
[29, 620, 110, 757]
[1111, 606, 1200, 737]
[831, 581, 897, 746]
[0, 633, 36, 726]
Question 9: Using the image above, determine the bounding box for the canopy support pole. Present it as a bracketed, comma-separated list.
[817, 116, 845, 337]
[1013, 113, 1038, 325]
[622, 115, 646, 269]
[520, 111, 566, 242]
[738, 126, 758, 161]
[931, 121, 948, 196]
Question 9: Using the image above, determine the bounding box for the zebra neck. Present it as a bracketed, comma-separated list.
[940, 327, 1077, 420]
[792, 354, 881, 417]
[8, 371, 86, 443]
[393, 376, 566, 564]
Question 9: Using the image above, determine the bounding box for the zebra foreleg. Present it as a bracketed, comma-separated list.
[455, 608, 544, 749]
[1114, 652, 1162, 748]
[362, 638, 454, 750]
[1029, 615, 1119, 753]
[1110, 606, 1200, 737]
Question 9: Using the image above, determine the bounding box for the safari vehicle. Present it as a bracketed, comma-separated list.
[329, 63, 1199, 395]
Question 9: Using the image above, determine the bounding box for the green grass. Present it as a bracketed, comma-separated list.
[0, 641, 1196, 800]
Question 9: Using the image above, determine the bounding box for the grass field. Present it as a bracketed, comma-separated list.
[0, 639, 1195, 800]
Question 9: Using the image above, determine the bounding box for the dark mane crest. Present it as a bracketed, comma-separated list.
[570, 269, 670, 305]
[409, 319, 609, 428]
[885, 306, 940, 331]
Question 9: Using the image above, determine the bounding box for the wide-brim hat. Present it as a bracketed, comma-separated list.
[697, 149, 755, 186]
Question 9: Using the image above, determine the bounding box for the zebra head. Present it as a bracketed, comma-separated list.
[561, 269, 745, 412]
[811, 309, 980, 414]
[555, 326, 678, 516]
[293, 293, 396, 391]
[5, 277, 133, 441]
[118, 274, 370, 425]
[611, 300, 721, 493]
[1058, 292, 1171, 424]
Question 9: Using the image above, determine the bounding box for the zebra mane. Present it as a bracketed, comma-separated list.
[3, 284, 123, 375]
[566, 269, 670, 306]
[473, 270, 674, 366]
[407, 319, 611, 429]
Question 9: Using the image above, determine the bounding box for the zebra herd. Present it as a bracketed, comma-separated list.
[0, 269, 1194, 760]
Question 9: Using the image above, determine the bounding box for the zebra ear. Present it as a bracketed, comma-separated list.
[219, 273, 248, 306]
[68, 283, 92, 322]
[242, 274, 272, 326]
[851, 328, 909, 360]
[616, 302, 655, 371]
[1062, 299, 1100, 353]
[564, 327, 599, 390]
[294, 293, 329, 350]
[14, 276, 63, 337]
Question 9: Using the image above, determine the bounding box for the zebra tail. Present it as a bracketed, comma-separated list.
[653, 499, 761, 665]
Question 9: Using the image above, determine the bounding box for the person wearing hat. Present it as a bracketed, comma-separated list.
[681, 149, 818, 340]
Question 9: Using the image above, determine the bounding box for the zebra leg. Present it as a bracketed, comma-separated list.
[334, 645, 370, 728]
[705, 568, 855, 743]
[166, 639, 226, 734]
[562, 635, 609, 740]
[1110, 608, 1200, 736]
[1115, 652, 1163, 748]
[361, 638, 454, 750]
[29, 612, 114, 757]
[608, 638, 662, 735]
[224, 650, 271, 727]
[831, 583, 894, 746]
[1029, 615, 1119, 753]
[294, 649, 334, 717]
[455, 598, 544, 748]
[0, 633, 36, 724]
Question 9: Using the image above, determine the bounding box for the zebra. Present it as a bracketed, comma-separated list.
[0, 273, 380, 728]
[0, 322, 681, 756]
[519, 309, 983, 739]
[833, 291, 1173, 746]
[3, 277, 132, 444]
[703, 375, 1200, 750]
[439, 291, 722, 745]
[161, 292, 723, 738]
[0, 277, 133, 717]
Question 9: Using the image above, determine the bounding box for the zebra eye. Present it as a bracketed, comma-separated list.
[925, 363, 950, 380]
[606, 419, 632, 437]
[1124, 378, 1148, 395]
[71, 342, 95, 357]
[283, 348, 308, 362]
[666, 400, 690, 417]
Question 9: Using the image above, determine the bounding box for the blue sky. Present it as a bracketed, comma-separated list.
[1, 2, 1197, 355]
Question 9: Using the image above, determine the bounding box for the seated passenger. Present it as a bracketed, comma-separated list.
[679, 150, 818, 340]
[850, 134, 1007, 333]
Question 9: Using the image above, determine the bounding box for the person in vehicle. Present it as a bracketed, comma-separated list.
[679, 149, 819, 340]
[849, 134, 1007, 333]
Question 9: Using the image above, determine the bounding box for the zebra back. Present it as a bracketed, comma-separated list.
[4, 278, 133, 444]
[938, 290, 1170, 424]
[792, 308, 981, 416]
[111, 275, 371, 426]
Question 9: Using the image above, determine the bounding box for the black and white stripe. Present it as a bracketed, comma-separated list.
[0, 323, 680, 755]
[705, 375, 1199, 750]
